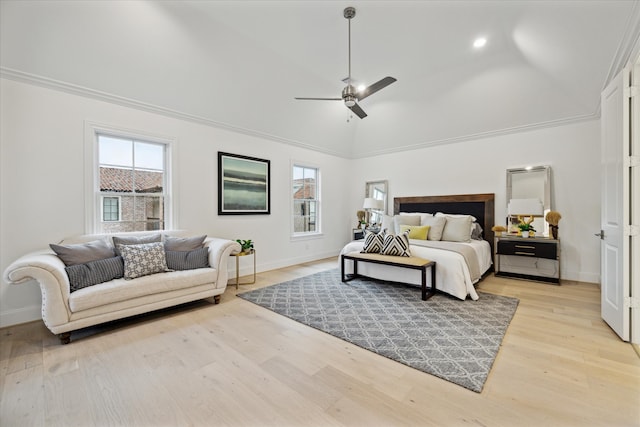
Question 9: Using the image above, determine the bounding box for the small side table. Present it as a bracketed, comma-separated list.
[230, 249, 256, 289]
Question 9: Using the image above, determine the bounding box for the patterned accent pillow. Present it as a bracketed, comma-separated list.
[65, 256, 124, 292]
[165, 247, 209, 271]
[118, 242, 168, 280]
[361, 229, 386, 253]
[113, 234, 161, 256]
[381, 231, 411, 257]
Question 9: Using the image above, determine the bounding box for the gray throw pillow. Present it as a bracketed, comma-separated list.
[65, 256, 124, 292]
[164, 235, 207, 251]
[119, 242, 168, 279]
[422, 216, 447, 241]
[165, 247, 209, 270]
[50, 239, 115, 266]
[113, 234, 161, 256]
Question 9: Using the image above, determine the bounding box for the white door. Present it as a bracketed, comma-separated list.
[600, 66, 631, 341]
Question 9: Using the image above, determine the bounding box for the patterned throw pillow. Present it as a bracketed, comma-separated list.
[65, 256, 124, 292]
[118, 242, 168, 280]
[361, 229, 386, 253]
[381, 231, 411, 257]
[113, 234, 162, 256]
[165, 247, 209, 271]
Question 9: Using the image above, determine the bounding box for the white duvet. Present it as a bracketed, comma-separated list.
[339, 239, 492, 301]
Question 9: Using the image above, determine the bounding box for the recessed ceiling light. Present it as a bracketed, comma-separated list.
[473, 37, 487, 48]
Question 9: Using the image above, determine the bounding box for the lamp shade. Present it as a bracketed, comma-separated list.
[363, 198, 383, 210]
[508, 198, 544, 216]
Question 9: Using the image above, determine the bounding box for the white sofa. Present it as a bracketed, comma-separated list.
[3, 231, 241, 344]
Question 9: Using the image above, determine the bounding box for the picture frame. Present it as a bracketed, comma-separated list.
[218, 152, 271, 215]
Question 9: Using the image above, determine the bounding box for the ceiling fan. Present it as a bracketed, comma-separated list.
[294, 6, 397, 119]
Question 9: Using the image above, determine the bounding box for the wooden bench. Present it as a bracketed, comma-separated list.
[340, 251, 437, 300]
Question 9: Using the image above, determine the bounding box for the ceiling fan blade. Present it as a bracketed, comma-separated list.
[357, 76, 397, 101]
[294, 97, 342, 101]
[348, 102, 367, 119]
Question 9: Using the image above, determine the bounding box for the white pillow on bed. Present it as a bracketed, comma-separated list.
[393, 215, 421, 234]
[435, 212, 477, 223]
[421, 215, 447, 241]
[381, 215, 394, 234]
[441, 216, 473, 242]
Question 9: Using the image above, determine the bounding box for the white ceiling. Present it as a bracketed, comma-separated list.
[2, 1, 639, 158]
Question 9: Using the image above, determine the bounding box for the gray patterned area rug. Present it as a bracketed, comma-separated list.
[238, 269, 518, 392]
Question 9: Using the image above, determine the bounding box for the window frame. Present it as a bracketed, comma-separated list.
[101, 196, 121, 222]
[84, 122, 177, 234]
[291, 161, 322, 239]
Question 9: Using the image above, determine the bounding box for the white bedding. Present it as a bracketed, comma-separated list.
[339, 239, 492, 301]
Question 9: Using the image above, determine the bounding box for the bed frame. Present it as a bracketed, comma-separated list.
[393, 193, 496, 257]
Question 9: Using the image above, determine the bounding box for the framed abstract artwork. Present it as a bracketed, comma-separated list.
[218, 152, 270, 215]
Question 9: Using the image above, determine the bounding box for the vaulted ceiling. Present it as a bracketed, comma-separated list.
[2, 1, 639, 158]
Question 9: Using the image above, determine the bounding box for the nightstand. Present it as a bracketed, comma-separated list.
[352, 228, 365, 240]
[495, 236, 560, 284]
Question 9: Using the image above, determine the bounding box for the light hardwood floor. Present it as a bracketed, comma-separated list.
[1, 258, 639, 427]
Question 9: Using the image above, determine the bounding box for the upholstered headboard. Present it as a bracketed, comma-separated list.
[393, 193, 495, 255]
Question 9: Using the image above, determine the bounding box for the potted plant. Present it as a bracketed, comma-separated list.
[236, 239, 254, 254]
[517, 222, 536, 238]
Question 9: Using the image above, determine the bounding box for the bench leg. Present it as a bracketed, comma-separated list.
[341, 257, 358, 282]
[422, 263, 437, 301]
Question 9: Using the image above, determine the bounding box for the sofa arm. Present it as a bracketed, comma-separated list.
[3, 251, 72, 329]
[204, 238, 242, 288]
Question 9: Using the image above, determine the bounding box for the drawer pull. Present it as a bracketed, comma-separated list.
[514, 251, 536, 256]
[515, 245, 535, 249]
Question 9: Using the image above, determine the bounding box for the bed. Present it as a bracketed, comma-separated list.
[339, 193, 495, 300]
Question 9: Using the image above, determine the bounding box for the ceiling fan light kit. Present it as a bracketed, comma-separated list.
[294, 6, 397, 119]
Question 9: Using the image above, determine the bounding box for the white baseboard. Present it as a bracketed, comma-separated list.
[229, 249, 341, 279]
[562, 270, 600, 285]
[0, 305, 42, 328]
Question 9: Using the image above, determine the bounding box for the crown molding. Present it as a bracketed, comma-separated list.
[352, 112, 600, 159]
[1, 67, 601, 160]
[0, 67, 347, 158]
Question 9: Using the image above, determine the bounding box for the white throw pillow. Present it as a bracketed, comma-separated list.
[421, 215, 447, 241]
[441, 216, 473, 242]
[393, 215, 421, 234]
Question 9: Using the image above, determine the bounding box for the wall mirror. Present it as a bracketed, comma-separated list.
[506, 165, 552, 236]
[365, 180, 388, 225]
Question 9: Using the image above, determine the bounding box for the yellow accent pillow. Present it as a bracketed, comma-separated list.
[399, 224, 430, 240]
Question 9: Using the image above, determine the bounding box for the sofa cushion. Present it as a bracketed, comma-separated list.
[50, 239, 115, 266]
[166, 247, 209, 270]
[65, 256, 124, 292]
[68, 268, 218, 312]
[119, 242, 168, 279]
[164, 235, 207, 251]
[113, 234, 162, 256]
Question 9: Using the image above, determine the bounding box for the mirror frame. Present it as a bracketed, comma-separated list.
[365, 180, 388, 224]
[506, 165, 552, 236]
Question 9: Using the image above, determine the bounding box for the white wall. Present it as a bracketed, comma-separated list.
[0, 78, 351, 327]
[349, 120, 602, 284]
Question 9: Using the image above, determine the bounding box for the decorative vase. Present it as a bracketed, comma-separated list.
[550, 225, 559, 239]
[520, 231, 529, 238]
